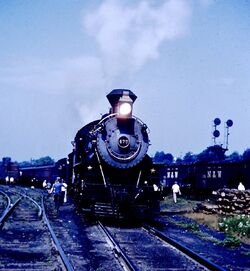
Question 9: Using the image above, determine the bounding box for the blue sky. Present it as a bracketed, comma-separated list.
[0, 0, 249, 161]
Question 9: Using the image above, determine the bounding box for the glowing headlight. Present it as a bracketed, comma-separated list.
[119, 102, 132, 115]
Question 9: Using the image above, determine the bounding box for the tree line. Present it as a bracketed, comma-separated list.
[17, 146, 250, 166]
[153, 145, 250, 164]
[18, 156, 55, 167]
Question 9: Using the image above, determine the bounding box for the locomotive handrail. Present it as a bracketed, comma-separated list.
[91, 113, 118, 134]
[136, 170, 142, 188]
[94, 148, 107, 187]
[91, 113, 150, 135]
[132, 116, 150, 134]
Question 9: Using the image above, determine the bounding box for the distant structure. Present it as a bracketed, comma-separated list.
[212, 118, 233, 151]
[0, 157, 19, 182]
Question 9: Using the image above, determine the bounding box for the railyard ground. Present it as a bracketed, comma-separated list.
[160, 194, 250, 245]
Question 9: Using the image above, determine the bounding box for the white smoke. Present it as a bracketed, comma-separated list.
[83, 0, 191, 77]
[0, 0, 196, 160]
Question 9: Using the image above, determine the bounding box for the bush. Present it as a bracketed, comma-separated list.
[218, 215, 250, 238]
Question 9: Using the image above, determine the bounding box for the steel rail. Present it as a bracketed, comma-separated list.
[10, 188, 43, 218]
[143, 224, 226, 271]
[0, 190, 11, 210]
[0, 190, 12, 222]
[23, 194, 43, 218]
[0, 196, 22, 228]
[98, 221, 138, 271]
[41, 196, 74, 271]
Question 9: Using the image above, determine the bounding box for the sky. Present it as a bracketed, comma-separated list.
[0, 0, 250, 162]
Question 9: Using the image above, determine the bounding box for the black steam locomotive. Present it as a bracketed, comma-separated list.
[71, 89, 160, 219]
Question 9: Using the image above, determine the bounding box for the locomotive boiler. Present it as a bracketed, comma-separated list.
[71, 89, 160, 219]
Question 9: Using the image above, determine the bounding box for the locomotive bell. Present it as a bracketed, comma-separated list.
[107, 89, 137, 118]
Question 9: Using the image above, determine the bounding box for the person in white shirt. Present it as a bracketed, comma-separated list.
[172, 181, 181, 203]
[61, 179, 68, 203]
[238, 182, 245, 191]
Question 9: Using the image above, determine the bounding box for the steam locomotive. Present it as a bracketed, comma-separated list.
[70, 89, 160, 219]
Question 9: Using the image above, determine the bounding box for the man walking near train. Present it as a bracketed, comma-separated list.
[172, 181, 181, 203]
[50, 178, 63, 212]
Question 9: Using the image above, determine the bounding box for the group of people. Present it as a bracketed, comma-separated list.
[171, 181, 246, 203]
[45, 177, 245, 210]
[46, 177, 68, 212]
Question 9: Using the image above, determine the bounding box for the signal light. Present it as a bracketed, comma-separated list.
[214, 118, 221, 126]
[213, 130, 220, 138]
[226, 119, 233, 127]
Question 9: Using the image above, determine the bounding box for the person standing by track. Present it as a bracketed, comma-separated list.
[60, 179, 68, 204]
[172, 181, 181, 203]
[50, 178, 63, 212]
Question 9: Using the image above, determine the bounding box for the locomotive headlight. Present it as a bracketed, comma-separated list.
[119, 102, 132, 116]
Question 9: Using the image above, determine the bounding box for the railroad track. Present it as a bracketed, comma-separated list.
[0, 186, 242, 270]
[0, 190, 11, 220]
[143, 224, 226, 271]
[0, 185, 126, 271]
[0, 186, 73, 271]
[97, 221, 227, 271]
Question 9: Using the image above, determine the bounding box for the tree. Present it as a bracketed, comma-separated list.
[182, 152, 197, 163]
[153, 151, 165, 163]
[35, 156, 54, 166]
[19, 156, 54, 167]
[226, 151, 241, 162]
[196, 145, 226, 162]
[164, 153, 174, 164]
[242, 148, 250, 161]
[153, 151, 173, 164]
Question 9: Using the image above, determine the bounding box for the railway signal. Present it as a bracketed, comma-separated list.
[212, 118, 233, 151]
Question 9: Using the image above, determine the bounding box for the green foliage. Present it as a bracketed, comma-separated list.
[217, 235, 241, 248]
[182, 152, 197, 163]
[226, 151, 242, 162]
[153, 151, 173, 164]
[242, 148, 250, 161]
[19, 156, 55, 167]
[153, 146, 250, 164]
[218, 215, 250, 239]
[182, 223, 200, 232]
[197, 145, 226, 162]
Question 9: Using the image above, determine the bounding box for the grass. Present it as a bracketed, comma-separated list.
[160, 195, 250, 246]
[160, 195, 199, 213]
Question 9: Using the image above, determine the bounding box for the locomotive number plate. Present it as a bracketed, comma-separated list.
[118, 136, 130, 149]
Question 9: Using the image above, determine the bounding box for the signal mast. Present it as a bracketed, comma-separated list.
[212, 118, 233, 151]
